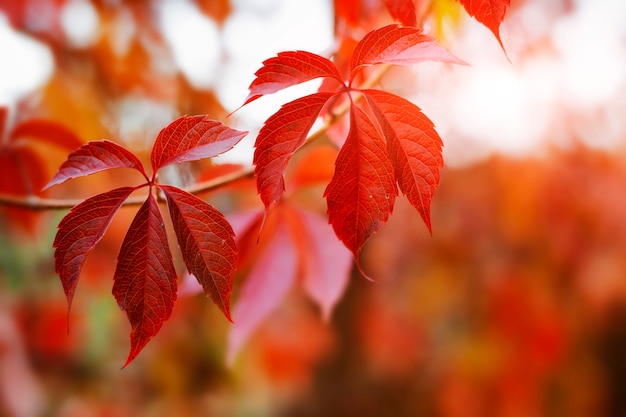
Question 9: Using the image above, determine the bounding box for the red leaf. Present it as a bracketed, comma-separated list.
[53, 187, 136, 312]
[227, 219, 297, 364]
[8, 119, 83, 151]
[325, 105, 397, 260]
[297, 209, 352, 321]
[150, 115, 247, 172]
[254, 92, 335, 209]
[458, 0, 509, 51]
[364, 89, 443, 232]
[350, 24, 467, 80]
[112, 193, 177, 367]
[243, 51, 344, 106]
[160, 185, 237, 321]
[383, 0, 417, 26]
[45, 140, 148, 189]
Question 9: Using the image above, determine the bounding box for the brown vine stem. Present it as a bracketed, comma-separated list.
[0, 64, 391, 211]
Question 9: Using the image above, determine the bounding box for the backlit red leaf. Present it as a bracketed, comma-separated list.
[53, 187, 136, 312]
[160, 185, 237, 321]
[254, 92, 335, 209]
[45, 140, 148, 189]
[243, 51, 344, 106]
[150, 115, 247, 172]
[325, 106, 397, 259]
[383, 0, 417, 26]
[458, 0, 510, 51]
[364, 89, 443, 232]
[112, 193, 177, 367]
[350, 24, 466, 80]
[297, 209, 352, 321]
[227, 219, 297, 364]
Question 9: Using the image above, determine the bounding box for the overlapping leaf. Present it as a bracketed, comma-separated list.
[112, 194, 177, 368]
[364, 89, 443, 232]
[325, 106, 397, 259]
[160, 185, 237, 320]
[226, 203, 352, 364]
[254, 92, 335, 208]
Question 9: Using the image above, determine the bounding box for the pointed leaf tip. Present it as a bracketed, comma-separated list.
[350, 24, 467, 81]
[113, 194, 177, 367]
[44, 140, 148, 190]
[242, 50, 344, 107]
[458, 0, 510, 54]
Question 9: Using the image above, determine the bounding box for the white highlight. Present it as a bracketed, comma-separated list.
[158, 0, 221, 89]
[60, 0, 100, 48]
[0, 14, 54, 104]
[411, 0, 626, 167]
[216, 0, 334, 164]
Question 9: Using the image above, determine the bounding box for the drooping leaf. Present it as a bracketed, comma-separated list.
[254, 92, 335, 209]
[160, 184, 237, 321]
[45, 140, 148, 189]
[297, 209, 352, 321]
[8, 119, 83, 151]
[383, 0, 417, 26]
[0, 112, 85, 235]
[0, 145, 51, 234]
[53, 187, 136, 312]
[458, 0, 509, 51]
[243, 51, 344, 106]
[350, 24, 466, 80]
[112, 193, 177, 367]
[150, 115, 247, 171]
[227, 219, 297, 365]
[325, 105, 397, 259]
[364, 89, 443, 232]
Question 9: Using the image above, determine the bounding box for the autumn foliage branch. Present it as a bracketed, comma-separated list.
[0, 0, 510, 366]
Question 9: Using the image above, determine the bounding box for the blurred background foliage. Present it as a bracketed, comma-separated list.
[1, 0, 626, 416]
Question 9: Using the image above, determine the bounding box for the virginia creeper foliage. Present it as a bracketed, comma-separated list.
[242, 24, 463, 267]
[46, 116, 247, 366]
[0, 0, 514, 366]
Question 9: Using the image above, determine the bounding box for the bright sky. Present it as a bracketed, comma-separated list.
[0, 0, 625, 167]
